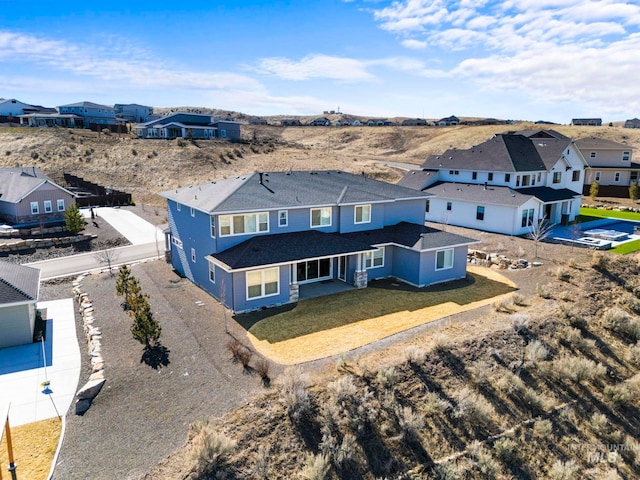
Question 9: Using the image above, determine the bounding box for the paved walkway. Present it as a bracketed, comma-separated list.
[0, 299, 81, 427]
[81, 207, 164, 245]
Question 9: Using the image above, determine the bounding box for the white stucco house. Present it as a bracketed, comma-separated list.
[399, 132, 588, 236]
[576, 137, 637, 196]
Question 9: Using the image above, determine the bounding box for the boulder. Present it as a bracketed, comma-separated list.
[75, 398, 92, 415]
[89, 371, 105, 382]
[76, 378, 106, 400]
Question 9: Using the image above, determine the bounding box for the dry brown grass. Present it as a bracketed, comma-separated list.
[0, 417, 61, 480]
[3, 122, 640, 207]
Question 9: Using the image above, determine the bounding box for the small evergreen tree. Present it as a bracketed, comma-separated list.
[629, 181, 639, 201]
[130, 292, 162, 348]
[64, 203, 85, 234]
[115, 265, 135, 308]
[125, 277, 144, 313]
[589, 180, 599, 200]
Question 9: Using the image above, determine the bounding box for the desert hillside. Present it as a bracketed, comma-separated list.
[1, 123, 639, 206]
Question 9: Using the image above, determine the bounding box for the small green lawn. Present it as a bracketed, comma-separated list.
[578, 207, 640, 221]
[238, 274, 516, 343]
[610, 239, 640, 254]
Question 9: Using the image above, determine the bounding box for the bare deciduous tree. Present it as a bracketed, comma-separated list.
[94, 248, 119, 275]
[528, 217, 554, 258]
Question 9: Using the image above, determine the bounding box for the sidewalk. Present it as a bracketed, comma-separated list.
[81, 207, 164, 245]
[0, 299, 81, 427]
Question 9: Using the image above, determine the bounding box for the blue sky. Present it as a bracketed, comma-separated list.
[1, 0, 639, 123]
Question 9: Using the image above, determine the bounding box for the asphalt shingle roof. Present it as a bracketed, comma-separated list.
[421, 134, 573, 173]
[423, 182, 535, 207]
[575, 137, 632, 150]
[211, 230, 374, 270]
[160, 171, 430, 214]
[0, 167, 50, 203]
[396, 170, 438, 190]
[515, 187, 580, 202]
[211, 222, 478, 270]
[0, 261, 40, 304]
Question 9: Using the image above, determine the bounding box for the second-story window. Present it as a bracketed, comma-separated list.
[219, 212, 269, 236]
[472, 172, 477, 180]
[310, 207, 331, 227]
[354, 204, 371, 224]
[553, 172, 562, 184]
[446, 202, 452, 211]
[505, 173, 511, 182]
[623, 151, 630, 161]
[476, 206, 485, 221]
[210, 216, 216, 237]
[572, 170, 580, 182]
[487, 172, 494, 181]
[590, 152, 597, 158]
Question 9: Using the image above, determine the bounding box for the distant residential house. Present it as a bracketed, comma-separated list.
[571, 118, 602, 126]
[134, 112, 241, 140]
[248, 117, 268, 125]
[401, 118, 427, 126]
[308, 117, 331, 126]
[366, 119, 392, 126]
[0, 167, 76, 225]
[114, 104, 154, 123]
[0, 262, 41, 349]
[280, 119, 302, 127]
[159, 170, 477, 313]
[436, 116, 460, 126]
[399, 133, 588, 235]
[576, 137, 638, 196]
[624, 118, 640, 129]
[20, 101, 119, 129]
[1, 99, 55, 123]
[335, 117, 357, 126]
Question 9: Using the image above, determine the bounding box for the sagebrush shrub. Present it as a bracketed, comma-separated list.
[467, 440, 499, 477]
[328, 375, 357, 403]
[493, 437, 517, 464]
[301, 453, 331, 480]
[280, 368, 313, 424]
[511, 293, 526, 306]
[453, 388, 494, 426]
[377, 366, 399, 389]
[423, 390, 452, 415]
[396, 405, 425, 442]
[555, 266, 571, 282]
[553, 356, 607, 383]
[532, 419, 553, 439]
[403, 345, 426, 365]
[511, 313, 530, 334]
[629, 342, 640, 366]
[190, 424, 236, 478]
[548, 459, 579, 480]
[526, 340, 549, 365]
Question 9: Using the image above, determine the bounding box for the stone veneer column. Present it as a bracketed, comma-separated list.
[354, 270, 368, 288]
[290, 283, 299, 302]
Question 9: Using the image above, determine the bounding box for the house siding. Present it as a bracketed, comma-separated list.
[419, 246, 468, 286]
[0, 302, 36, 349]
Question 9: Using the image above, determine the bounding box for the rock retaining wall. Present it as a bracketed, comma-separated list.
[72, 274, 106, 415]
[0, 233, 96, 253]
[467, 249, 535, 270]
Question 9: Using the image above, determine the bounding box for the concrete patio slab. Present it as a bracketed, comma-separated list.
[0, 298, 81, 427]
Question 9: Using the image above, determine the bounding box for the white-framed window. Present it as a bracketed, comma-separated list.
[278, 210, 288, 227]
[219, 212, 269, 236]
[30, 201, 39, 214]
[595, 171, 601, 181]
[623, 151, 630, 161]
[219, 129, 227, 138]
[44, 200, 53, 213]
[191, 248, 196, 262]
[310, 207, 331, 227]
[354, 204, 371, 224]
[246, 267, 279, 300]
[487, 172, 494, 181]
[190, 207, 195, 217]
[435, 249, 454, 270]
[57, 199, 65, 211]
[505, 173, 511, 182]
[446, 202, 452, 211]
[472, 172, 478, 180]
[210, 216, 216, 237]
[425, 199, 430, 213]
[208, 260, 215, 283]
[172, 237, 183, 249]
[521, 208, 535, 227]
[176, 202, 181, 212]
[449, 170, 459, 175]
[572, 170, 580, 182]
[364, 247, 384, 269]
[614, 171, 621, 182]
[590, 152, 597, 158]
[553, 172, 562, 184]
[476, 206, 485, 221]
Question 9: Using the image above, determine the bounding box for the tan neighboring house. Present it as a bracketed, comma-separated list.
[0, 167, 76, 226]
[576, 137, 638, 196]
[571, 118, 602, 126]
[0, 262, 40, 349]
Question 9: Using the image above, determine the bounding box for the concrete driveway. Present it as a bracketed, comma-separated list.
[81, 207, 164, 245]
[0, 298, 80, 427]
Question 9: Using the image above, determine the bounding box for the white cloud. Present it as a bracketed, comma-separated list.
[255, 54, 375, 82]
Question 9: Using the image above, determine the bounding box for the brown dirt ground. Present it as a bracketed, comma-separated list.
[41, 214, 603, 479]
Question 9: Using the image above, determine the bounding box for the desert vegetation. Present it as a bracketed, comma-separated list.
[145, 253, 640, 480]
